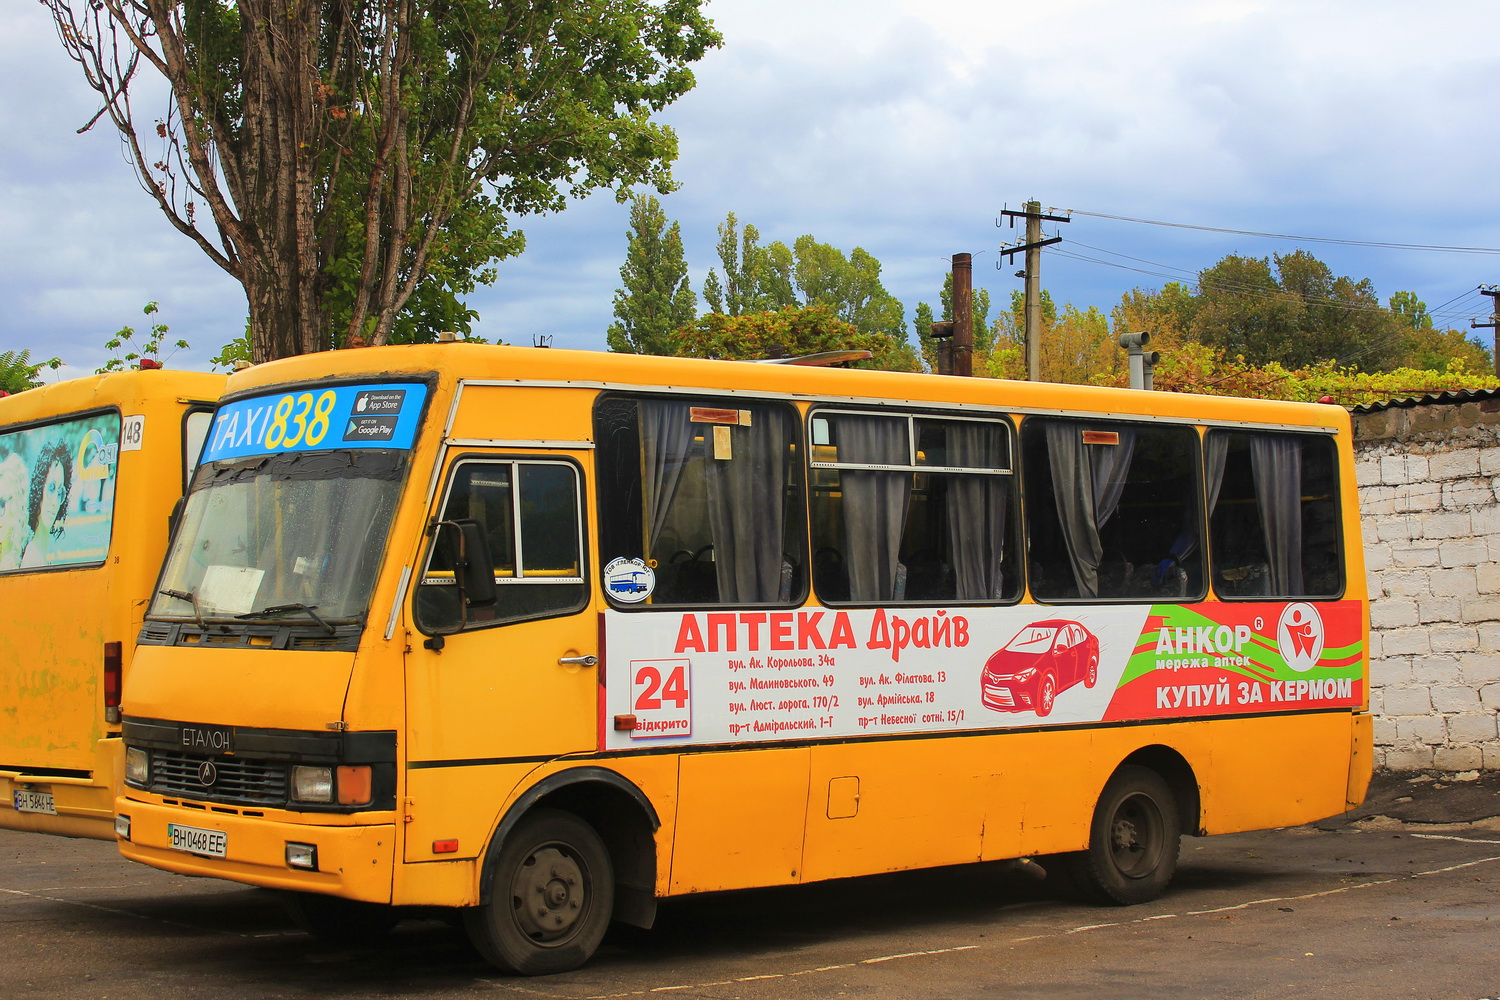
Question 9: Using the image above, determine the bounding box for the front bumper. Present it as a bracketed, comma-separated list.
[115, 794, 397, 902]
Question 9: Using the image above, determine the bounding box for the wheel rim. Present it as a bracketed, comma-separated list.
[1108, 792, 1166, 880]
[509, 843, 591, 945]
[1086, 656, 1098, 687]
[1039, 676, 1055, 714]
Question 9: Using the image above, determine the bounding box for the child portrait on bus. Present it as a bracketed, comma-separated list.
[0, 452, 29, 570]
[21, 440, 72, 568]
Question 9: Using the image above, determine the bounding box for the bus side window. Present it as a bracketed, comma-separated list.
[1021, 418, 1203, 602]
[809, 410, 1019, 605]
[1206, 430, 1342, 599]
[414, 460, 586, 632]
[594, 396, 805, 608]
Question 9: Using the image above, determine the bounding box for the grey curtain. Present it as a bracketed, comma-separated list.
[838, 415, 911, 602]
[706, 408, 789, 603]
[640, 401, 696, 559]
[1205, 432, 1230, 516]
[1251, 435, 1303, 595]
[1046, 422, 1137, 598]
[945, 422, 1007, 601]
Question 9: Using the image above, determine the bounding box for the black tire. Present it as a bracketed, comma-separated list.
[281, 891, 401, 947]
[1072, 765, 1180, 905]
[464, 808, 614, 976]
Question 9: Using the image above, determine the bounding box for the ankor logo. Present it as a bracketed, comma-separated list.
[1276, 602, 1324, 672]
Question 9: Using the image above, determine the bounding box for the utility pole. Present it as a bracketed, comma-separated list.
[1474, 285, 1500, 380]
[999, 201, 1070, 381]
[952, 253, 973, 377]
[928, 253, 973, 377]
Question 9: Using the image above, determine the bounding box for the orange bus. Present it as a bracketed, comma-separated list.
[113, 345, 1369, 973]
[0, 368, 223, 839]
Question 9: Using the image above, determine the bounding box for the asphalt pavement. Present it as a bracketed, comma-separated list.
[3, 769, 1499, 1000]
[1320, 768, 1500, 828]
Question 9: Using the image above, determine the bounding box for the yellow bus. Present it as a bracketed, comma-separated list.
[0, 368, 224, 839]
[114, 345, 1370, 973]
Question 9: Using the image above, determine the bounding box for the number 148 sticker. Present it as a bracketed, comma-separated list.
[629, 659, 692, 739]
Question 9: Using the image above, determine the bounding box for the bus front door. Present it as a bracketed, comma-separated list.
[402, 452, 597, 867]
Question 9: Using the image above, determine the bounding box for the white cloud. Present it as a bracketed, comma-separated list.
[5, 0, 1499, 373]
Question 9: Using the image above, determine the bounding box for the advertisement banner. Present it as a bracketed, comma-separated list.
[0, 413, 120, 571]
[601, 599, 1364, 750]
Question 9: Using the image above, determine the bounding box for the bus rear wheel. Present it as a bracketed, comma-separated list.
[465, 808, 614, 976]
[1073, 765, 1180, 905]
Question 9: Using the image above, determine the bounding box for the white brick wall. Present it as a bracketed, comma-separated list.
[1356, 399, 1500, 771]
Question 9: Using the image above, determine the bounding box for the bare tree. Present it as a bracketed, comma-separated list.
[44, 0, 719, 361]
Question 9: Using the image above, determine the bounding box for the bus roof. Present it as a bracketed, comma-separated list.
[220, 344, 1349, 432]
[1, 369, 226, 428]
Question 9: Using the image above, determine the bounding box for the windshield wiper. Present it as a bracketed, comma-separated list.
[235, 603, 336, 635]
[158, 588, 206, 629]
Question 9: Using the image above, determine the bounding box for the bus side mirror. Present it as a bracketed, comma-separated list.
[450, 519, 497, 609]
[428, 519, 497, 638]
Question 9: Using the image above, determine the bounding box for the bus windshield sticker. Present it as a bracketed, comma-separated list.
[199, 565, 266, 615]
[604, 557, 655, 603]
[600, 600, 1364, 748]
[202, 382, 428, 463]
[0, 412, 121, 571]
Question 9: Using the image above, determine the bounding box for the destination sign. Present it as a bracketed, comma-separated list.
[202, 382, 428, 462]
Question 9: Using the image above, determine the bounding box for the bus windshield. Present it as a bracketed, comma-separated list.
[150, 449, 404, 623]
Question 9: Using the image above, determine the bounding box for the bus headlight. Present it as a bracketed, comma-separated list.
[290, 766, 334, 803]
[124, 747, 149, 786]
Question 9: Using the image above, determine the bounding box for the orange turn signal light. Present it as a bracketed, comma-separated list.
[336, 765, 372, 806]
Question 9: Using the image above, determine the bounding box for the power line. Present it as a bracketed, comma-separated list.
[1063, 209, 1500, 256]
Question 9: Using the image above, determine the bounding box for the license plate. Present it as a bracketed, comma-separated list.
[168, 823, 228, 858]
[13, 789, 56, 815]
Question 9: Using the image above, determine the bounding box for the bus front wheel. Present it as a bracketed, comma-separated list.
[1074, 765, 1180, 905]
[465, 808, 615, 976]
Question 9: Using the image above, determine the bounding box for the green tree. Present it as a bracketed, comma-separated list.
[1387, 291, 1492, 372]
[0, 351, 61, 395]
[670, 305, 919, 371]
[696, 215, 914, 362]
[1191, 251, 1403, 370]
[1111, 282, 1197, 352]
[1389, 290, 1432, 331]
[607, 196, 697, 355]
[45, 0, 720, 362]
[913, 301, 937, 370]
[791, 237, 905, 341]
[705, 214, 797, 315]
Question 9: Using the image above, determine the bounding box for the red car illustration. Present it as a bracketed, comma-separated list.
[980, 620, 1099, 717]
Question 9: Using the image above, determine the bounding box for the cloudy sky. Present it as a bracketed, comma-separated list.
[3, 0, 1498, 378]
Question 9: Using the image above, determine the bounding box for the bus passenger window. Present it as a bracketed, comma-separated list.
[808, 410, 1019, 605]
[1206, 431, 1342, 599]
[593, 397, 805, 607]
[1021, 419, 1203, 602]
[415, 460, 586, 632]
